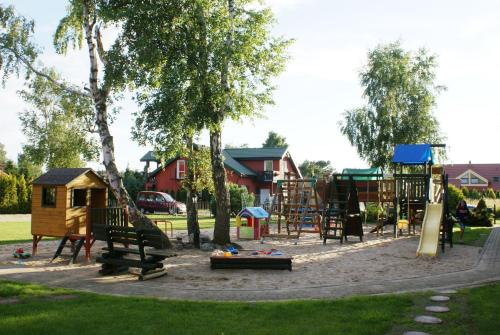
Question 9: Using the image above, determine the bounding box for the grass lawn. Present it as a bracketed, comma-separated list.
[0, 215, 235, 245]
[1, 280, 499, 334]
[452, 224, 496, 247]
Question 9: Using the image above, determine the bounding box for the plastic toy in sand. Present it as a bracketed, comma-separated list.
[13, 248, 31, 259]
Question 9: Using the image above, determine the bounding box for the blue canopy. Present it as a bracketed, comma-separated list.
[392, 144, 433, 165]
[237, 207, 269, 219]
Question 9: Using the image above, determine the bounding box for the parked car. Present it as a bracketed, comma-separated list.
[136, 191, 186, 214]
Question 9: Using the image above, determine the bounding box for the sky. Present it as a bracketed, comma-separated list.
[1, 0, 499, 172]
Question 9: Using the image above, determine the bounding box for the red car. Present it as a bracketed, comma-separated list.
[136, 191, 186, 214]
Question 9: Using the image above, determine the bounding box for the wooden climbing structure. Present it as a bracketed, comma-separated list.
[322, 174, 363, 244]
[267, 174, 322, 239]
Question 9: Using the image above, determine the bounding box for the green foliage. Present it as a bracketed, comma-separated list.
[298, 160, 334, 178]
[262, 131, 288, 148]
[0, 143, 6, 170]
[340, 41, 444, 169]
[460, 186, 469, 198]
[0, 173, 18, 213]
[122, 168, 145, 202]
[17, 175, 29, 212]
[468, 188, 481, 199]
[0, 5, 38, 85]
[211, 183, 256, 216]
[53, 0, 85, 54]
[175, 189, 188, 203]
[484, 188, 496, 199]
[18, 68, 99, 169]
[448, 184, 465, 212]
[182, 146, 214, 195]
[17, 151, 42, 182]
[470, 198, 493, 227]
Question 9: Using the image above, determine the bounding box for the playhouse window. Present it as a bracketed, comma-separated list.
[42, 187, 56, 207]
[264, 160, 273, 171]
[71, 189, 87, 207]
[177, 160, 186, 179]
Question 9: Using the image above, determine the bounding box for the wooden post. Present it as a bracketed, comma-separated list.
[85, 206, 91, 262]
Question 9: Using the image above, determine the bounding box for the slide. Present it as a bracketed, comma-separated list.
[416, 203, 443, 257]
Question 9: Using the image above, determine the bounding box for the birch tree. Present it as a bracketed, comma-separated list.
[1, 2, 171, 246]
[101, 0, 291, 244]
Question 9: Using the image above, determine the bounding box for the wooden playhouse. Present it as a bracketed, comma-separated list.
[31, 168, 126, 261]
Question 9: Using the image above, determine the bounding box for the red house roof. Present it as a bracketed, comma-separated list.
[444, 163, 500, 190]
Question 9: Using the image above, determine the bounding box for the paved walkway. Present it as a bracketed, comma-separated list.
[1, 228, 499, 301]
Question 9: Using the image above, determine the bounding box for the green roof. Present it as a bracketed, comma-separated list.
[341, 167, 382, 181]
[222, 151, 256, 176]
[223, 147, 288, 160]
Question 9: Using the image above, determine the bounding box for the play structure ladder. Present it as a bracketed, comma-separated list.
[51, 230, 86, 264]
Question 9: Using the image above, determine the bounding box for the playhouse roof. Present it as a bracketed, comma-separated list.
[32, 168, 105, 186]
[392, 144, 434, 165]
[237, 207, 269, 219]
[341, 167, 382, 180]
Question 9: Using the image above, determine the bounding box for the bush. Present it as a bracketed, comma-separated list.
[175, 189, 188, 202]
[460, 187, 469, 198]
[448, 184, 465, 212]
[470, 198, 494, 227]
[228, 183, 254, 216]
[0, 174, 18, 213]
[484, 188, 496, 199]
[17, 175, 29, 213]
[364, 203, 383, 222]
[468, 188, 481, 200]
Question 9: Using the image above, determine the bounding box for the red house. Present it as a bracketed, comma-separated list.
[444, 163, 500, 191]
[141, 147, 301, 203]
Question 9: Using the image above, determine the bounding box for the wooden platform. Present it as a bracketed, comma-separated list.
[210, 254, 292, 271]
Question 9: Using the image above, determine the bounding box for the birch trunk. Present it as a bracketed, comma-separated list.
[82, 1, 171, 247]
[210, 129, 231, 245]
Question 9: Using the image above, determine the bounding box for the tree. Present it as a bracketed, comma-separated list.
[100, 0, 291, 245]
[340, 41, 445, 169]
[17, 151, 42, 181]
[0, 143, 6, 170]
[0, 173, 17, 213]
[447, 184, 464, 213]
[18, 68, 99, 169]
[0, 2, 170, 246]
[299, 160, 334, 178]
[262, 131, 288, 148]
[122, 168, 145, 203]
[17, 174, 28, 212]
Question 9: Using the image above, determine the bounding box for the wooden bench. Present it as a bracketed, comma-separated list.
[96, 225, 176, 280]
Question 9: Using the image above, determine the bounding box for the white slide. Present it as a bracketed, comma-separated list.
[416, 203, 443, 257]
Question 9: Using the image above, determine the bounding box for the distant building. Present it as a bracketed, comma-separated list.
[444, 163, 500, 191]
[140, 147, 301, 203]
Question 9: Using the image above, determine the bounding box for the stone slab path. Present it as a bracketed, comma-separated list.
[1, 228, 499, 301]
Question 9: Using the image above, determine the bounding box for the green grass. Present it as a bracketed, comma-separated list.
[0, 216, 234, 245]
[1, 280, 500, 334]
[0, 222, 37, 245]
[452, 225, 495, 247]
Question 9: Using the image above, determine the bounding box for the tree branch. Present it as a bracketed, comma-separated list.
[95, 24, 107, 67]
[2, 44, 91, 98]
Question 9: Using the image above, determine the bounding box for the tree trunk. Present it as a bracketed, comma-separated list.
[82, 1, 170, 247]
[186, 137, 200, 248]
[210, 129, 231, 245]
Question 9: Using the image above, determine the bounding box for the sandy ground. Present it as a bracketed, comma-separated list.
[0, 224, 481, 298]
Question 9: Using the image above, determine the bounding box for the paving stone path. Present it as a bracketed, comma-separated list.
[1, 228, 499, 301]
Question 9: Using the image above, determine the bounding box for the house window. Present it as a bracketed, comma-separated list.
[458, 171, 488, 186]
[264, 160, 273, 172]
[493, 176, 499, 182]
[42, 187, 56, 207]
[71, 189, 87, 207]
[177, 160, 186, 179]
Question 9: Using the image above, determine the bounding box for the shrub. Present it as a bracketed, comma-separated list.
[228, 183, 254, 216]
[17, 175, 29, 213]
[470, 198, 493, 227]
[364, 203, 383, 222]
[175, 189, 187, 202]
[447, 184, 465, 212]
[468, 188, 481, 200]
[460, 187, 469, 198]
[484, 188, 496, 199]
[0, 174, 18, 213]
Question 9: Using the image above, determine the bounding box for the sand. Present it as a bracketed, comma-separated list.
[0, 224, 481, 298]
